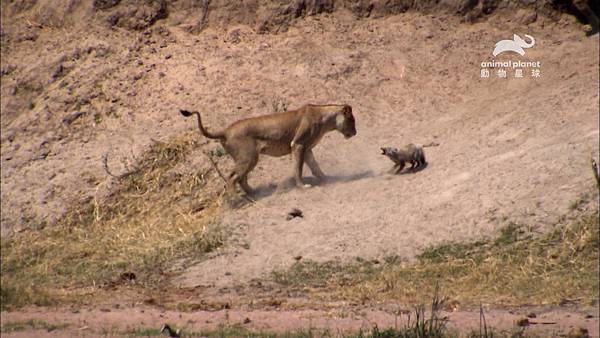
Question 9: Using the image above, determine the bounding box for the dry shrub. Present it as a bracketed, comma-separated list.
[1, 133, 225, 310]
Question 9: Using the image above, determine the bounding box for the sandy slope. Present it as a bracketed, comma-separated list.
[171, 14, 599, 289]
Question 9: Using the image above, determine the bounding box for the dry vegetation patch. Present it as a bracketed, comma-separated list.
[270, 210, 599, 307]
[0, 133, 225, 310]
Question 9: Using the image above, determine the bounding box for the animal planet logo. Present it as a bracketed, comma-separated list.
[492, 34, 535, 56]
[480, 34, 541, 79]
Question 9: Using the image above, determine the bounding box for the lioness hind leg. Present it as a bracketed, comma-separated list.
[240, 176, 253, 194]
[226, 140, 258, 195]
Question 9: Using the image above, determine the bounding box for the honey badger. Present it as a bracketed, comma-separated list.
[381, 143, 427, 174]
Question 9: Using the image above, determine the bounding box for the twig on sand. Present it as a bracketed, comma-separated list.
[203, 151, 227, 186]
[203, 151, 255, 204]
[101, 153, 140, 180]
[592, 157, 599, 186]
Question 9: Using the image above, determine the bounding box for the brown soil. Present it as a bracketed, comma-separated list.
[1, 0, 599, 336]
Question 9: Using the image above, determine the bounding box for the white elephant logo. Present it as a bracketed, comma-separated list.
[492, 34, 535, 57]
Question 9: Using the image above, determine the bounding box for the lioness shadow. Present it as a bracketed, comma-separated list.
[250, 170, 374, 199]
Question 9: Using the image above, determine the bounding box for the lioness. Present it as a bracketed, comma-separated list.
[180, 104, 356, 195]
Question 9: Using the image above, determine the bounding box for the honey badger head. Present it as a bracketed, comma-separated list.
[380, 147, 398, 156]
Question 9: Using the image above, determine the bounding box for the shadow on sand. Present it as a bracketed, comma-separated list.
[395, 161, 428, 175]
[249, 170, 375, 200]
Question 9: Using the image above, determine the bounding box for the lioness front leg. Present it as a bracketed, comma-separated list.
[292, 145, 311, 188]
[305, 149, 326, 182]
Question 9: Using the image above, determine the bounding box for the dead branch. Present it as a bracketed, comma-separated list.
[102, 153, 140, 180]
[203, 151, 227, 185]
[203, 151, 255, 204]
[592, 157, 599, 185]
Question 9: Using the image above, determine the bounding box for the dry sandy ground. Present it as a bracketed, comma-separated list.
[1, 303, 599, 337]
[1, 4, 599, 337]
[171, 14, 600, 290]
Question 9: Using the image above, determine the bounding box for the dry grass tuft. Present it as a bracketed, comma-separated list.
[271, 211, 599, 307]
[1, 133, 225, 310]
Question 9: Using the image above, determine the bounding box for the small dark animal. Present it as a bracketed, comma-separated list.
[381, 143, 427, 174]
[160, 324, 180, 338]
[286, 208, 303, 220]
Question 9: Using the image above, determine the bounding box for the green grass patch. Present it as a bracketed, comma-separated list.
[1, 134, 225, 310]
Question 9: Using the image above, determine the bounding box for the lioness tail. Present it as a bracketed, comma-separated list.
[180, 110, 226, 140]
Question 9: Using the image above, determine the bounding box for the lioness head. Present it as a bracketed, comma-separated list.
[335, 105, 357, 139]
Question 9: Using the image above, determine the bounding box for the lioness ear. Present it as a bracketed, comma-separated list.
[343, 105, 352, 115]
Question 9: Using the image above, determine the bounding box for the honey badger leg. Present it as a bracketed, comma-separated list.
[394, 161, 406, 174]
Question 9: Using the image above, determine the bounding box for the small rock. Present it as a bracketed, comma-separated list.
[286, 208, 303, 220]
[0, 64, 15, 75]
[16, 32, 37, 42]
[567, 327, 590, 338]
[51, 64, 66, 80]
[515, 9, 537, 25]
[143, 298, 156, 305]
[38, 148, 50, 160]
[526, 312, 537, 318]
[3, 130, 16, 142]
[243, 317, 251, 324]
[258, 42, 270, 51]
[515, 317, 529, 327]
[132, 72, 144, 81]
[294, 255, 302, 261]
[62, 111, 84, 125]
[120, 272, 136, 282]
[165, 53, 172, 59]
